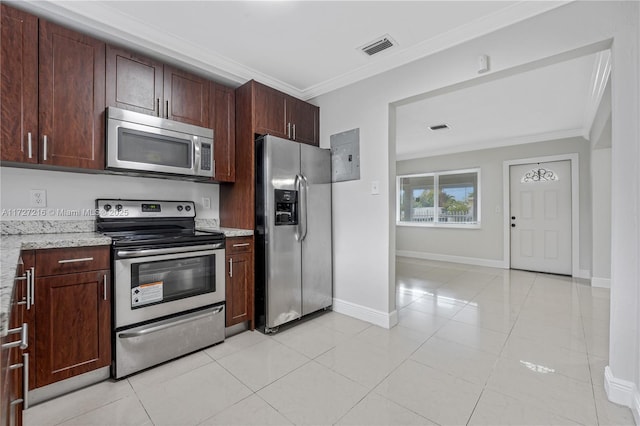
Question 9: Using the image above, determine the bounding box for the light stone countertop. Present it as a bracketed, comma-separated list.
[0, 232, 112, 337]
[198, 227, 254, 238]
[0, 223, 253, 337]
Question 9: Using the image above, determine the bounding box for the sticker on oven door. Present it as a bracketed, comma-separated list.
[132, 281, 163, 307]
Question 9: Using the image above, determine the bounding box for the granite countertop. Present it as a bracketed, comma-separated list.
[0, 223, 253, 337]
[0, 232, 112, 337]
[198, 227, 254, 238]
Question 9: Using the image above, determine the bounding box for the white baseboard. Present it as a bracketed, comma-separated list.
[576, 269, 592, 279]
[332, 298, 398, 329]
[591, 277, 611, 288]
[396, 250, 505, 269]
[604, 365, 639, 423]
[633, 389, 640, 425]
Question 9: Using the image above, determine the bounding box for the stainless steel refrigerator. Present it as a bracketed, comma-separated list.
[255, 135, 332, 333]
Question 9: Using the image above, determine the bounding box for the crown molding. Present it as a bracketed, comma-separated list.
[395, 127, 585, 161]
[582, 50, 612, 139]
[14, 0, 571, 100]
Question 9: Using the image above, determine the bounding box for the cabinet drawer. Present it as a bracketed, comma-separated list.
[225, 237, 253, 254]
[35, 246, 110, 276]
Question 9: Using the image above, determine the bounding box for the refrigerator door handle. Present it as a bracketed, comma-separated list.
[300, 174, 309, 241]
[294, 174, 302, 241]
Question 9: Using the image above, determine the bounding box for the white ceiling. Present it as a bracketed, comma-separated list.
[19, 0, 567, 100]
[17, 0, 608, 159]
[395, 51, 611, 159]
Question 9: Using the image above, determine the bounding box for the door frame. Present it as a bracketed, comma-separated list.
[502, 153, 581, 277]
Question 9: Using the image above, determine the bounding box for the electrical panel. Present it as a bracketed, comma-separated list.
[330, 128, 360, 183]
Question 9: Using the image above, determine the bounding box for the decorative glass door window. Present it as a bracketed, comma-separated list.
[520, 167, 559, 183]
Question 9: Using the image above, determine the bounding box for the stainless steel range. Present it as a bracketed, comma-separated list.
[96, 199, 226, 378]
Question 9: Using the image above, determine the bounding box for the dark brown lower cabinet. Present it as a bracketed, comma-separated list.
[225, 237, 254, 329]
[34, 270, 111, 388]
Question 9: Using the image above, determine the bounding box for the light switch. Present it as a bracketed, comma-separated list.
[371, 181, 380, 195]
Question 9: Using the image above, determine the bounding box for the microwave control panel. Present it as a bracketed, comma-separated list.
[201, 143, 212, 171]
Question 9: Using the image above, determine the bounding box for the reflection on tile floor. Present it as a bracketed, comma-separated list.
[25, 258, 635, 426]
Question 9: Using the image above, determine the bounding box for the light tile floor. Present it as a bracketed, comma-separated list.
[25, 258, 635, 425]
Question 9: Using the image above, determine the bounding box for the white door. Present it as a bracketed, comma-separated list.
[510, 160, 572, 275]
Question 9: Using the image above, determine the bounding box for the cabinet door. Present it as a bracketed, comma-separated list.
[35, 270, 110, 388]
[164, 66, 209, 127]
[106, 45, 163, 117]
[38, 20, 105, 170]
[253, 82, 287, 139]
[288, 97, 319, 146]
[0, 4, 38, 163]
[211, 82, 235, 182]
[226, 252, 252, 327]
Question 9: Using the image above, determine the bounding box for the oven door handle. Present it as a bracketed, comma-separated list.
[118, 305, 224, 339]
[116, 243, 224, 258]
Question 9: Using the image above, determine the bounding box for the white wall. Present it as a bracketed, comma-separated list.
[591, 147, 612, 287]
[313, 0, 639, 415]
[396, 137, 592, 272]
[0, 167, 220, 221]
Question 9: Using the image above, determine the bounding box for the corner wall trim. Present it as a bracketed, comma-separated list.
[396, 250, 505, 269]
[591, 277, 612, 288]
[604, 366, 639, 421]
[332, 298, 397, 329]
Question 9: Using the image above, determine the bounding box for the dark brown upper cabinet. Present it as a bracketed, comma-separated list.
[1, 4, 38, 164]
[106, 45, 163, 117]
[39, 20, 106, 170]
[0, 5, 105, 170]
[210, 82, 235, 182]
[106, 46, 209, 128]
[251, 81, 319, 146]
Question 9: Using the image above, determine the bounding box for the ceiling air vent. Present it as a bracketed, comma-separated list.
[429, 124, 450, 131]
[360, 35, 396, 56]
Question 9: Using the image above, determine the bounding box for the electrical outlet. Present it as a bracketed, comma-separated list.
[202, 197, 211, 209]
[30, 189, 47, 207]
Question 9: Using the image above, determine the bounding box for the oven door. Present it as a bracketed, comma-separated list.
[113, 244, 225, 329]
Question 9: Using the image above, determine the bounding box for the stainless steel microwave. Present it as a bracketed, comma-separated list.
[106, 107, 214, 179]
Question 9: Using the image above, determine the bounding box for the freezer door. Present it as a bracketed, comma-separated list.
[263, 136, 303, 328]
[300, 144, 333, 315]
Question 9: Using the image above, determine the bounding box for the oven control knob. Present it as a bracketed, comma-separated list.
[103, 204, 112, 211]
[177, 205, 183, 212]
[115, 204, 123, 211]
[185, 205, 191, 212]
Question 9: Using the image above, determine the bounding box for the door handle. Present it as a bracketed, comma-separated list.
[293, 124, 296, 141]
[300, 174, 309, 241]
[156, 98, 160, 117]
[43, 135, 48, 161]
[166, 100, 169, 118]
[27, 132, 33, 158]
[103, 275, 108, 301]
[229, 258, 233, 278]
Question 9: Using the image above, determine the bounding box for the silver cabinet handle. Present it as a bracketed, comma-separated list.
[229, 258, 233, 278]
[9, 353, 29, 409]
[27, 132, 33, 158]
[58, 257, 93, 264]
[26, 269, 32, 310]
[293, 124, 296, 141]
[23, 353, 29, 409]
[232, 243, 250, 248]
[43, 135, 48, 161]
[2, 323, 28, 350]
[103, 275, 108, 301]
[287, 122, 291, 139]
[29, 267, 35, 307]
[166, 100, 169, 118]
[156, 98, 160, 117]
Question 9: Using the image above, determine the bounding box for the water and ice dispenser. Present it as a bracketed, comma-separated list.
[274, 189, 298, 226]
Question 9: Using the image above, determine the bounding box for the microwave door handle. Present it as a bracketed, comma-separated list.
[193, 139, 201, 175]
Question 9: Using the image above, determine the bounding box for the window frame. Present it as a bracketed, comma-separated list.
[396, 168, 481, 229]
